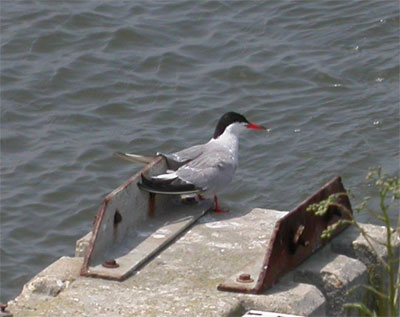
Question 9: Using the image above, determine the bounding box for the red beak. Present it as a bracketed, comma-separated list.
[246, 122, 266, 130]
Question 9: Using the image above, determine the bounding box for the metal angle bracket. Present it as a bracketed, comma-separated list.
[218, 176, 352, 294]
[81, 156, 211, 280]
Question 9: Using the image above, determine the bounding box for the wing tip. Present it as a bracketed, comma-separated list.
[138, 174, 201, 195]
[114, 152, 156, 164]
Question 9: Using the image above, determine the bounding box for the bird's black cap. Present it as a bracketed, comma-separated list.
[213, 112, 249, 139]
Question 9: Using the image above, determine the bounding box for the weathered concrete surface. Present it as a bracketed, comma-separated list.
[293, 247, 367, 316]
[16, 256, 83, 298]
[8, 208, 325, 316]
[7, 208, 398, 316]
[330, 222, 399, 266]
[75, 232, 91, 257]
[6, 256, 83, 317]
[236, 277, 326, 316]
[330, 222, 400, 316]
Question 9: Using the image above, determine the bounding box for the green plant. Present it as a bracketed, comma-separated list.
[307, 168, 399, 317]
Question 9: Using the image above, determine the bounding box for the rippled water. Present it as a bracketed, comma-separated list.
[1, 1, 399, 303]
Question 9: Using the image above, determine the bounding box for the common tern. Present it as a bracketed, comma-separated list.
[117, 112, 266, 212]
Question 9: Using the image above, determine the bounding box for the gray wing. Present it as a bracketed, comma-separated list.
[157, 144, 205, 170]
[176, 148, 236, 190]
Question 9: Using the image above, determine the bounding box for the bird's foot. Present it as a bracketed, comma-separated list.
[212, 196, 228, 213]
[212, 207, 229, 213]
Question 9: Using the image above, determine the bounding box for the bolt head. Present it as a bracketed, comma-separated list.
[237, 273, 254, 283]
[102, 259, 119, 268]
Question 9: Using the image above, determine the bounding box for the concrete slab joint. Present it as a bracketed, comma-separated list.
[293, 248, 368, 316]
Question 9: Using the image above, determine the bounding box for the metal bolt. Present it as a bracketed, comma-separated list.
[102, 259, 119, 268]
[236, 273, 254, 283]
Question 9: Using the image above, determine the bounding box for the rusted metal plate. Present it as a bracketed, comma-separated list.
[81, 157, 212, 280]
[218, 176, 352, 294]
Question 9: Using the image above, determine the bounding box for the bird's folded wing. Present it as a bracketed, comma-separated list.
[115, 144, 204, 168]
[176, 150, 236, 190]
[158, 144, 204, 169]
[138, 174, 202, 195]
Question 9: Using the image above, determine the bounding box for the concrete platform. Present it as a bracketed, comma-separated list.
[6, 208, 398, 316]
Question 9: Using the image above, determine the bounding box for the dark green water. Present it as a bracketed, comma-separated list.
[1, 1, 399, 303]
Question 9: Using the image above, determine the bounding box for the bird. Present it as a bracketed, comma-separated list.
[117, 112, 267, 212]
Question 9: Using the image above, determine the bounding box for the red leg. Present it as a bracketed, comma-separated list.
[213, 196, 228, 213]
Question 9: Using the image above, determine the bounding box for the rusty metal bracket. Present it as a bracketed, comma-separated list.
[218, 176, 352, 294]
[81, 156, 211, 280]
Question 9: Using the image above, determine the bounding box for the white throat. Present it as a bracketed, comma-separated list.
[209, 122, 246, 160]
[215, 122, 246, 141]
